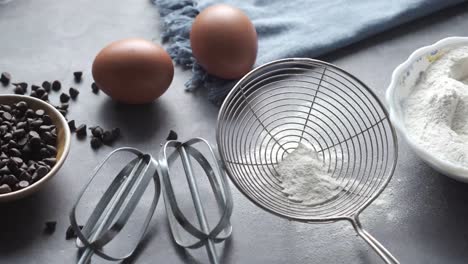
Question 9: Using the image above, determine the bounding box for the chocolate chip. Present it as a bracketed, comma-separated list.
[13, 82, 27, 92]
[13, 86, 24, 95]
[90, 137, 102, 149]
[90, 126, 103, 138]
[29, 91, 38, 98]
[59, 93, 70, 103]
[40, 93, 48, 102]
[0, 72, 11, 86]
[65, 225, 83, 240]
[112, 128, 120, 138]
[15, 101, 28, 112]
[45, 145, 57, 155]
[43, 158, 56, 166]
[52, 80, 61, 91]
[0, 165, 9, 174]
[166, 130, 178, 141]
[35, 109, 45, 116]
[31, 84, 39, 91]
[102, 131, 114, 145]
[73, 71, 82, 82]
[17, 180, 29, 189]
[68, 120, 76, 131]
[0, 184, 11, 194]
[29, 130, 40, 138]
[36, 88, 46, 97]
[36, 166, 48, 178]
[76, 124, 87, 137]
[44, 221, 57, 234]
[13, 128, 25, 138]
[19, 170, 31, 181]
[2, 112, 11, 121]
[3, 174, 18, 186]
[69, 87, 79, 99]
[42, 81, 51, 92]
[8, 148, 21, 157]
[91, 82, 99, 93]
[42, 115, 52, 125]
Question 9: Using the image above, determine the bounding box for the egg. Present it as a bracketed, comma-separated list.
[92, 38, 174, 104]
[190, 4, 257, 79]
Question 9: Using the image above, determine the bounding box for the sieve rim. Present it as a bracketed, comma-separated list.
[216, 58, 399, 222]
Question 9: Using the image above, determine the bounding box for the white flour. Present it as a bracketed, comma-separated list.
[404, 46, 468, 167]
[276, 143, 341, 205]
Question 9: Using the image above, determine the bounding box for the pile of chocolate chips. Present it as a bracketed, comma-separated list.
[0, 101, 57, 194]
[0, 71, 121, 150]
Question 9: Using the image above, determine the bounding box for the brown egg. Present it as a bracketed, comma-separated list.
[190, 4, 257, 79]
[92, 38, 174, 104]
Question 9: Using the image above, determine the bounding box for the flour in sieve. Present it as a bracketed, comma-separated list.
[404, 46, 468, 167]
[276, 143, 341, 205]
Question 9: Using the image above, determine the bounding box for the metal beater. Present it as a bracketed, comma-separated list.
[216, 58, 399, 263]
[159, 138, 233, 264]
[70, 139, 233, 263]
[69, 148, 161, 263]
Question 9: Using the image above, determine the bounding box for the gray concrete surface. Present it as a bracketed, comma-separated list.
[1, 0, 468, 263]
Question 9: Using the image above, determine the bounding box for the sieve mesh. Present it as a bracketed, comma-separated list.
[216, 58, 398, 222]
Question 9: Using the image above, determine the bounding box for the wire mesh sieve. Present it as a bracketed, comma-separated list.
[217, 58, 399, 263]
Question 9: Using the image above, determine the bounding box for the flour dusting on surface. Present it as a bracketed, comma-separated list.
[276, 143, 341, 205]
[404, 46, 468, 167]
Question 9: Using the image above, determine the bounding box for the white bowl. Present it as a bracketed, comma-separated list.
[386, 36, 468, 182]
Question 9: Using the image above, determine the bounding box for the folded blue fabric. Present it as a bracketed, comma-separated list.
[154, 0, 464, 104]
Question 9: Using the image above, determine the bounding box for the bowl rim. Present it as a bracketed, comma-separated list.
[0, 94, 71, 200]
[386, 36, 468, 180]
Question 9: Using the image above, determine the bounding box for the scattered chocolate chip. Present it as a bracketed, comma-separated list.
[76, 124, 87, 137]
[73, 71, 82, 82]
[69, 87, 79, 99]
[91, 82, 99, 94]
[65, 225, 83, 240]
[42, 81, 51, 92]
[68, 120, 76, 132]
[13, 86, 24, 95]
[29, 91, 38, 98]
[90, 137, 102, 149]
[102, 131, 114, 145]
[166, 130, 178, 141]
[13, 82, 27, 92]
[44, 221, 56, 234]
[52, 80, 61, 91]
[59, 93, 70, 103]
[40, 93, 49, 102]
[90, 126, 103, 138]
[0, 72, 11, 85]
[31, 84, 39, 91]
[112, 128, 120, 138]
[36, 88, 46, 97]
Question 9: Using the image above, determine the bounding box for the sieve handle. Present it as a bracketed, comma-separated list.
[350, 217, 399, 264]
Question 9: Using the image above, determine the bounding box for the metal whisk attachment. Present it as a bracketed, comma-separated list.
[159, 138, 233, 264]
[217, 58, 399, 263]
[70, 147, 160, 263]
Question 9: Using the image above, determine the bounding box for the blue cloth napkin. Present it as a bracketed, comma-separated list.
[154, 0, 465, 104]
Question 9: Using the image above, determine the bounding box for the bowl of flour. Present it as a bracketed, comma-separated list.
[387, 37, 468, 182]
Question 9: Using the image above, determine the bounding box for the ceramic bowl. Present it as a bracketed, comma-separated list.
[386, 36, 468, 182]
[0, 95, 71, 202]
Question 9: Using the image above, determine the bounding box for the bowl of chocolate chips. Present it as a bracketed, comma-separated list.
[0, 94, 70, 202]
